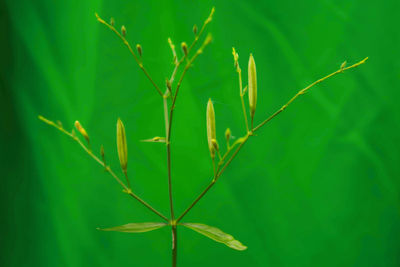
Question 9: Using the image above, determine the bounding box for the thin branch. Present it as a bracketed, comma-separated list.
[38, 116, 169, 222]
[168, 7, 215, 88]
[95, 13, 163, 97]
[232, 48, 249, 133]
[164, 94, 175, 221]
[171, 34, 213, 111]
[177, 57, 368, 222]
[176, 136, 249, 222]
[253, 57, 369, 132]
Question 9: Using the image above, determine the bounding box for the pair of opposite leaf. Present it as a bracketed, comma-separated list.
[38, 52, 256, 252]
[99, 119, 248, 251]
[99, 53, 258, 251]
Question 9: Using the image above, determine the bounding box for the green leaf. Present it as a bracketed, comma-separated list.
[97, 222, 167, 233]
[182, 223, 247, 251]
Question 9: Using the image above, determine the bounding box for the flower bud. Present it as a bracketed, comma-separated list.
[110, 17, 115, 26]
[225, 128, 231, 142]
[206, 99, 217, 159]
[181, 42, 188, 56]
[204, 34, 212, 46]
[248, 54, 257, 126]
[232, 47, 239, 69]
[136, 44, 142, 57]
[121, 25, 126, 37]
[74, 120, 90, 144]
[340, 60, 347, 70]
[166, 78, 172, 92]
[116, 118, 128, 174]
[193, 24, 198, 35]
[100, 145, 105, 161]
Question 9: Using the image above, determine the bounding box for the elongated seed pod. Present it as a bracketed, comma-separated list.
[248, 54, 257, 127]
[206, 99, 217, 159]
[117, 118, 128, 174]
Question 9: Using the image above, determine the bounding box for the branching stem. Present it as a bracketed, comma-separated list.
[38, 116, 169, 222]
[177, 57, 368, 222]
[43, 9, 367, 267]
[95, 14, 163, 97]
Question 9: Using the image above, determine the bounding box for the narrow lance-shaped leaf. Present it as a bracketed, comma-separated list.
[117, 118, 128, 174]
[140, 136, 166, 143]
[182, 223, 247, 251]
[248, 54, 257, 128]
[98, 222, 167, 233]
[206, 99, 217, 159]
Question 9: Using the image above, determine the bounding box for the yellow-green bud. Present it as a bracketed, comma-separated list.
[74, 120, 89, 144]
[100, 144, 105, 160]
[136, 44, 142, 57]
[121, 25, 126, 37]
[181, 42, 188, 56]
[232, 47, 239, 69]
[225, 128, 231, 142]
[340, 60, 347, 70]
[166, 78, 172, 92]
[110, 17, 115, 26]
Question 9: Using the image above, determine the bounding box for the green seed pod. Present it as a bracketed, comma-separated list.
[117, 118, 128, 174]
[248, 54, 257, 126]
[74, 120, 89, 144]
[207, 99, 217, 159]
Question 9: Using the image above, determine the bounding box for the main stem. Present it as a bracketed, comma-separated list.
[163, 96, 177, 267]
[172, 225, 177, 267]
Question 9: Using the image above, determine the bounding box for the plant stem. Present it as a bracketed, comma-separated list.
[253, 57, 369, 132]
[176, 57, 368, 222]
[163, 94, 177, 267]
[38, 116, 169, 222]
[163, 11, 214, 265]
[163, 96, 175, 221]
[177, 135, 249, 222]
[237, 68, 249, 132]
[172, 225, 178, 267]
[95, 14, 163, 97]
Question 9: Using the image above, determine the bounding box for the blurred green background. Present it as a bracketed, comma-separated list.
[1, 0, 400, 266]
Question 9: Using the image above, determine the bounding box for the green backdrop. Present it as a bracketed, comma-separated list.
[2, 0, 400, 266]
